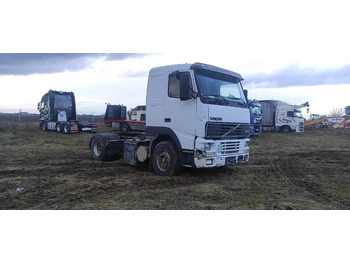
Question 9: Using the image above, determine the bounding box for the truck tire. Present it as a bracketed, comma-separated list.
[63, 124, 71, 134]
[280, 126, 291, 133]
[121, 123, 129, 133]
[41, 122, 48, 131]
[152, 141, 181, 176]
[56, 123, 62, 133]
[91, 136, 107, 161]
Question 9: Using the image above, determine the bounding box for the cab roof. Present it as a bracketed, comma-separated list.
[149, 62, 243, 80]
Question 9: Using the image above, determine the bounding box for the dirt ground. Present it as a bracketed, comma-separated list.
[1, 122, 350, 210]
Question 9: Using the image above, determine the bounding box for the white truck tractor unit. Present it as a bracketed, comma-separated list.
[259, 100, 305, 133]
[90, 63, 251, 176]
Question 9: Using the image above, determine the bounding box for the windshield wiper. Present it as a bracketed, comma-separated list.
[202, 94, 229, 105]
[228, 96, 247, 106]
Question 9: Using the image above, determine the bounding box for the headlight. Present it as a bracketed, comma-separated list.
[206, 159, 213, 165]
[244, 141, 249, 153]
[204, 143, 213, 151]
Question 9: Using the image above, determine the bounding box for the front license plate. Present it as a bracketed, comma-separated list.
[82, 127, 91, 131]
[225, 157, 237, 166]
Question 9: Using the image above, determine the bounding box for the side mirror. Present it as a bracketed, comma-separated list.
[169, 70, 180, 79]
[243, 89, 248, 100]
[180, 73, 191, 101]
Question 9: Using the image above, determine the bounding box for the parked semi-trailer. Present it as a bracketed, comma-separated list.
[259, 100, 306, 133]
[38, 90, 97, 134]
[90, 63, 250, 176]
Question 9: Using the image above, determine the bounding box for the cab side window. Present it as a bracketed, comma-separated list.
[168, 74, 180, 98]
[168, 72, 191, 98]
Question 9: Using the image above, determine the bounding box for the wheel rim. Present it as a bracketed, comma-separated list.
[57, 125, 61, 132]
[41, 124, 46, 131]
[282, 128, 289, 133]
[93, 141, 102, 156]
[64, 126, 69, 133]
[156, 150, 170, 171]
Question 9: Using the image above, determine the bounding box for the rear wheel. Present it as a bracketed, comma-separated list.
[91, 136, 107, 161]
[152, 141, 181, 176]
[63, 124, 70, 134]
[56, 123, 62, 132]
[121, 123, 129, 133]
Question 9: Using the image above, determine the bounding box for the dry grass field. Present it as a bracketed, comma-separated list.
[1, 122, 350, 209]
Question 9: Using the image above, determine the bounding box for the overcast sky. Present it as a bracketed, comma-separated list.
[1, 0, 350, 117]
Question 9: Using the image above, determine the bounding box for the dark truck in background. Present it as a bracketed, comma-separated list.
[38, 90, 97, 134]
[247, 99, 262, 136]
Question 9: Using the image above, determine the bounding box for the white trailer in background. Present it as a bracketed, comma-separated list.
[259, 100, 306, 133]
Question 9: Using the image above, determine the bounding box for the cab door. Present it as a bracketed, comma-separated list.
[163, 71, 196, 150]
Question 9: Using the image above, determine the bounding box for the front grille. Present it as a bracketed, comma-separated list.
[253, 124, 261, 130]
[220, 141, 241, 155]
[206, 122, 250, 139]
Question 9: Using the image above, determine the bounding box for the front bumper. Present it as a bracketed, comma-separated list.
[250, 123, 262, 136]
[193, 137, 250, 168]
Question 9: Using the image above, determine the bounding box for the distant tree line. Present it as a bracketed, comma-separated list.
[328, 107, 345, 118]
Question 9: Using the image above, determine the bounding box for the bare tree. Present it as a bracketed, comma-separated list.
[328, 107, 345, 117]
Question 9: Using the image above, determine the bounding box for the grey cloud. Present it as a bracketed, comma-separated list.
[244, 64, 350, 88]
[105, 53, 152, 61]
[119, 70, 149, 78]
[0, 53, 151, 75]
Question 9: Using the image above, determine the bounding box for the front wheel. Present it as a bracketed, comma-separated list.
[280, 126, 291, 133]
[41, 122, 47, 131]
[152, 141, 181, 176]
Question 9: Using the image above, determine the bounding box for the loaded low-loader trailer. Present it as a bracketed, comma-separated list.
[104, 104, 146, 132]
[38, 90, 97, 134]
[90, 63, 251, 176]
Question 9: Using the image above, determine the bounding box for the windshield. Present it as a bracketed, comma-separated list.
[294, 110, 303, 118]
[250, 105, 261, 115]
[54, 94, 75, 120]
[194, 69, 247, 107]
[55, 94, 73, 109]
